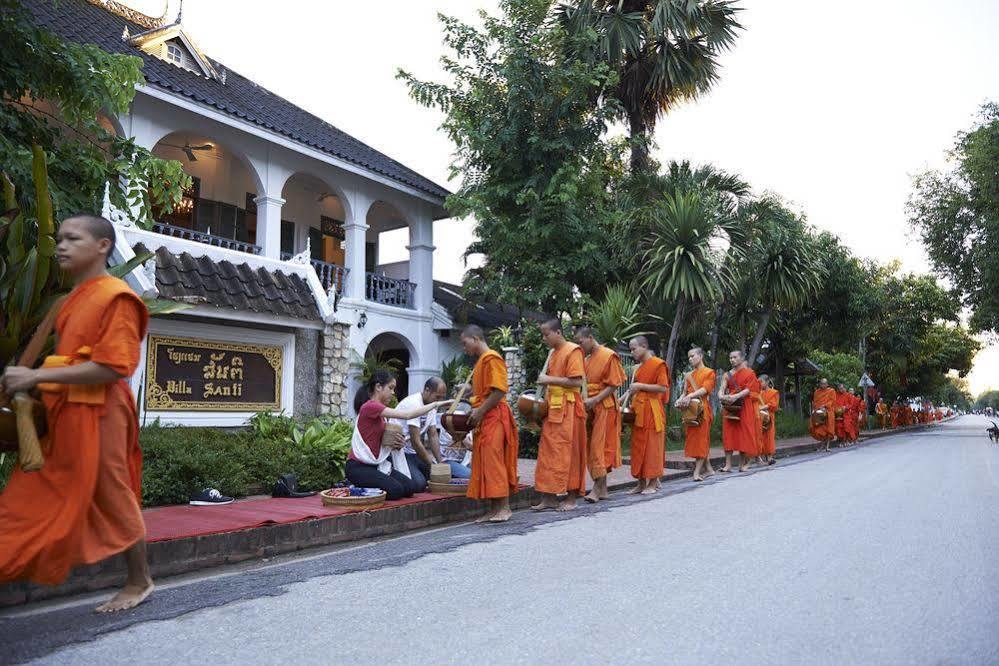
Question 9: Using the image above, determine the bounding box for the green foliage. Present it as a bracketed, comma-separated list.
[488, 326, 516, 349]
[975, 389, 999, 412]
[352, 349, 405, 384]
[909, 101, 999, 333]
[581, 282, 647, 348]
[555, 0, 743, 172]
[399, 0, 624, 312]
[517, 426, 540, 459]
[803, 351, 865, 397]
[518, 318, 549, 385]
[440, 355, 472, 391]
[140, 414, 352, 507]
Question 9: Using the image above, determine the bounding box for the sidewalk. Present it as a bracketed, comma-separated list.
[0, 419, 947, 608]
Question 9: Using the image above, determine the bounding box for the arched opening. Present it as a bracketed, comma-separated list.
[280, 172, 348, 293]
[151, 131, 260, 252]
[365, 332, 415, 401]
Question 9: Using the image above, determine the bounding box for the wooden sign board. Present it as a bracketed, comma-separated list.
[145, 335, 282, 411]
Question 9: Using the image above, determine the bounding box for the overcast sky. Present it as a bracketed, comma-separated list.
[132, 0, 999, 395]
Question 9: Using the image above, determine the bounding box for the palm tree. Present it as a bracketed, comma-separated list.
[585, 282, 649, 348]
[556, 0, 743, 173]
[745, 201, 826, 365]
[637, 187, 741, 372]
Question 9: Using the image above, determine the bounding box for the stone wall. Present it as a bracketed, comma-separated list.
[293, 328, 319, 418]
[318, 322, 351, 417]
[503, 346, 525, 406]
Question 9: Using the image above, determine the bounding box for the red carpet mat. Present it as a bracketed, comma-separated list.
[143, 492, 453, 543]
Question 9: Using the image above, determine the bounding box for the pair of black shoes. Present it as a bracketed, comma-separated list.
[272, 473, 317, 498]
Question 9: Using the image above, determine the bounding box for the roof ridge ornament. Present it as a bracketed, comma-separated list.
[88, 0, 166, 30]
[288, 237, 312, 266]
[102, 182, 137, 229]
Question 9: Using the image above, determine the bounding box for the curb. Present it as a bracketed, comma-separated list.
[0, 417, 953, 609]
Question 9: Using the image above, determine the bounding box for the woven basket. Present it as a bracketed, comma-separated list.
[427, 480, 469, 495]
[320, 489, 386, 509]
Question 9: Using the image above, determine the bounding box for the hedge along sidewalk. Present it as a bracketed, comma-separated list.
[0, 419, 950, 609]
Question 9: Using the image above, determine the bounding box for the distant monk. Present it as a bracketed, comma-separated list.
[719, 350, 761, 473]
[573, 326, 626, 503]
[809, 378, 837, 451]
[835, 383, 852, 446]
[851, 389, 865, 437]
[462, 325, 519, 523]
[622, 336, 669, 494]
[844, 387, 860, 444]
[759, 374, 780, 466]
[533, 319, 587, 512]
[676, 347, 716, 482]
[875, 398, 888, 429]
[0, 215, 153, 612]
[890, 399, 903, 429]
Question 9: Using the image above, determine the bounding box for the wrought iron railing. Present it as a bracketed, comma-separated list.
[365, 272, 416, 309]
[152, 222, 261, 255]
[280, 253, 348, 295]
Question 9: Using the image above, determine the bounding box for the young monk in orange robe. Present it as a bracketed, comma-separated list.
[834, 384, 853, 446]
[809, 378, 837, 450]
[623, 336, 669, 494]
[759, 374, 780, 465]
[676, 347, 715, 482]
[876, 398, 888, 429]
[719, 350, 761, 473]
[462, 325, 519, 523]
[573, 326, 626, 503]
[0, 215, 153, 613]
[533, 319, 587, 512]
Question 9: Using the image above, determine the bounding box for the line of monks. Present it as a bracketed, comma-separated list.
[459, 319, 785, 518]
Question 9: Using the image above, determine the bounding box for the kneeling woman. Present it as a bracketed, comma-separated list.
[347, 369, 451, 500]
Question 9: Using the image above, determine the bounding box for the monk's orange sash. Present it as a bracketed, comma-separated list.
[37, 346, 106, 405]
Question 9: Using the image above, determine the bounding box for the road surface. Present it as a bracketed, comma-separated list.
[3, 416, 998, 665]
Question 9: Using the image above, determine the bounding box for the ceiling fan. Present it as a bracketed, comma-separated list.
[161, 141, 213, 162]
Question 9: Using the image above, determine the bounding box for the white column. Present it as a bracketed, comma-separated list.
[344, 191, 375, 302]
[254, 195, 285, 259]
[407, 213, 435, 313]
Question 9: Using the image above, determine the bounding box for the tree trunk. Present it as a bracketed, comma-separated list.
[628, 110, 650, 175]
[708, 300, 726, 367]
[665, 297, 685, 375]
[748, 307, 773, 368]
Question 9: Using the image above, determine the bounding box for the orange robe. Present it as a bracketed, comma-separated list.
[875, 400, 888, 429]
[721, 367, 761, 456]
[834, 392, 852, 441]
[584, 345, 626, 477]
[535, 343, 587, 495]
[682, 366, 716, 460]
[761, 388, 779, 456]
[630, 356, 669, 480]
[467, 349, 519, 500]
[0, 276, 148, 585]
[809, 388, 836, 441]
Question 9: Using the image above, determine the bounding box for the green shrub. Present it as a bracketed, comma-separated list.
[518, 426, 540, 459]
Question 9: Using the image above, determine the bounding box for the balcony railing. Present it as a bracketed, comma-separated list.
[365, 273, 416, 310]
[281, 253, 348, 295]
[152, 222, 261, 255]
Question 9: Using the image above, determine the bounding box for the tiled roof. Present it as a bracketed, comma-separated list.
[433, 281, 547, 330]
[135, 244, 321, 321]
[22, 0, 450, 200]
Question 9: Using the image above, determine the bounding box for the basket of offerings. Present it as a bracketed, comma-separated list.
[321, 486, 386, 509]
[427, 478, 469, 495]
[680, 398, 703, 427]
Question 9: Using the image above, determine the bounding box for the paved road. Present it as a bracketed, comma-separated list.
[4, 416, 998, 665]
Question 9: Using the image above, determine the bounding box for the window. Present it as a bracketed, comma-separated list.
[165, 43, 184, 66]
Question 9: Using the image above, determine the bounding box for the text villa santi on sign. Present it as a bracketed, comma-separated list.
[144, 336, 283, 411]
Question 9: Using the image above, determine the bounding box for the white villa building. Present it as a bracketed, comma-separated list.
[23, 0, 503, 424]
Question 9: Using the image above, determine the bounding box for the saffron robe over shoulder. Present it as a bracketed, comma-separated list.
[630, 356, 669, 480]
[535, 343, 587, 495]
[809, 387, 837, 441]
[683, 366, 716, 460]
[721, 367, 761, 456]
[584, 344, 627, 476]
[835, 392, 853, 441]
[761, 388, 779, 456]
[0, 276, 148, 585]
[466, 349, 519, 500]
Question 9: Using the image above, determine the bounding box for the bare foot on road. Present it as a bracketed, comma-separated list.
[488, 508, 512, 522]
[531, 496, 558, 512]
[556, 497, 578, 512]
[95, 582, 154, 613]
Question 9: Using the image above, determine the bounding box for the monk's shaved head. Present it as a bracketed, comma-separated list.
[690, 346, 704, 356]
[63, 214, 116, 258]
[461, 324, 485, 341]
[631, 335, 649, 349]
[574, 325, 594, 339]
[542, 318, 562, 334]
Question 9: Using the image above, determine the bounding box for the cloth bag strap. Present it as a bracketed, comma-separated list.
[17, 295, 68, 368]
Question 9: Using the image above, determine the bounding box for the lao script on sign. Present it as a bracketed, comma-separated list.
[144, 335, 282, 411]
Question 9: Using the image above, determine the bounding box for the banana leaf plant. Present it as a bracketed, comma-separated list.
[1, 146, 189, 370]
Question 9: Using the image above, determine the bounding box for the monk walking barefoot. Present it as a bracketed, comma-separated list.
[462, 326, 519, 523]
[719, 350, 761, 473]
[677, 347, 715, 482]
[574, 326, 626, 503]
[809, 378, 837, 451]
[0, 215, 153, 612]
[622, 336, 669, 495]
[533, 320, 587, 512]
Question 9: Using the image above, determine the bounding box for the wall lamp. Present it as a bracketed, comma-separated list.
[357, 312, 367, 329]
